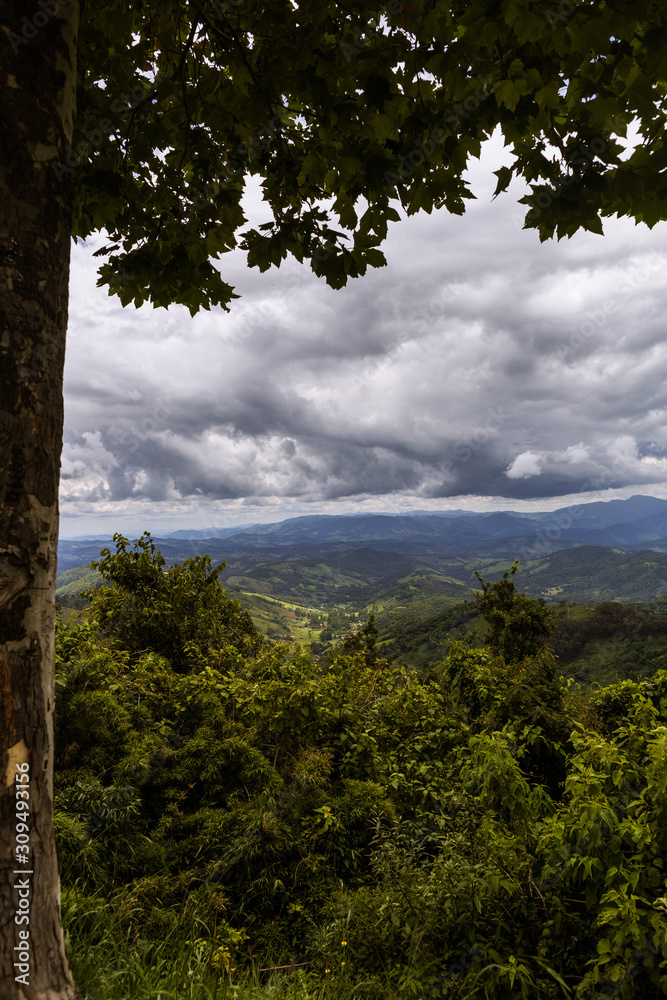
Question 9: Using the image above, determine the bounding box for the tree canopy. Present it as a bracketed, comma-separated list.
[87, 532, 264, 671]
[68, 0, 667, 315]
[52, 543, 667, 998]
[475, 560, 554, 663]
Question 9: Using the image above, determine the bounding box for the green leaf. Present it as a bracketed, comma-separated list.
[362, 248, 387, 268]
[495, 78, 531, 112]
[493, 165, 514, 198]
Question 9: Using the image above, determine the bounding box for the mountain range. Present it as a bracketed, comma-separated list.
[59, 494, 667, 573]
[55, 497, 667, 683]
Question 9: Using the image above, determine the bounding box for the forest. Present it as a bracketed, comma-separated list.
[53, 536, 667, 999]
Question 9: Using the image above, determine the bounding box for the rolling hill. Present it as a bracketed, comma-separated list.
[57, 495, 667, 611]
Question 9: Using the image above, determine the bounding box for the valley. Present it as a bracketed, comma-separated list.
[57, 495, 667, 688]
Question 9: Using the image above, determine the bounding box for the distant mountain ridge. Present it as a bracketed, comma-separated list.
[164, 522, 264, 540]
[57, 495, 667, 607]
[58, 495, 667, 573]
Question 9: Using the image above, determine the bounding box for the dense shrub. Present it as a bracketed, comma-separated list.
[85, 532, 264, 671]
[55, 544, 667, 998]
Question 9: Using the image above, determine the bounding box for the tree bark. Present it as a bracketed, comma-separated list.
[0, 2, 80, 997]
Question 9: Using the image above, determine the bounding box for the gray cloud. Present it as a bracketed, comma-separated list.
[62, 133, 667, 533]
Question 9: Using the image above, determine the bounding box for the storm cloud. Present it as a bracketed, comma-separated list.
[61, 134, 667, 535]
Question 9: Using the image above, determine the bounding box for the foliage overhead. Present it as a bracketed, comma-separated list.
[69, 0, 667, 314]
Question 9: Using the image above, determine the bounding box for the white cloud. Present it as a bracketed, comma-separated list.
[561, 444, 593, 465]
[505, 451, 545, 480]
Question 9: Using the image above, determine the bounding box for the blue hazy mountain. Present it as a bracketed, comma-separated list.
[550, 494, 667, 528]
[164, 522, 264, 539]
[57, 495, 667, 574]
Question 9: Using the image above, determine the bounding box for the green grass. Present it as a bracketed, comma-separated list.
[62, 887, 393, 1000]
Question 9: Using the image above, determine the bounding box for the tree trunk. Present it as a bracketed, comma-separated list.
[0, 2, 80, 997]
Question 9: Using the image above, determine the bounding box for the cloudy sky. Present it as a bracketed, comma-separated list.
[61, 132, 667, 537]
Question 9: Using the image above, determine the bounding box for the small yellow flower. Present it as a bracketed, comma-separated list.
[325, 968, 330, 974]
[341, 940, 347, 946]
[341, 961, 346, 966]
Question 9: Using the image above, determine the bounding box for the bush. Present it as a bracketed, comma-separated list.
[54, 544, 667, 997]
[85, 532, 264, 671]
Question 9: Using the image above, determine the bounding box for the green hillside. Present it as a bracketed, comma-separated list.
[375, 594, 667, 688]
[374, 598, 479, 668]
[520, 546, 667, 603]
[55, 567, 102, 608]
[56, 543, 667, 687]
[549, 600, 667, 687]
